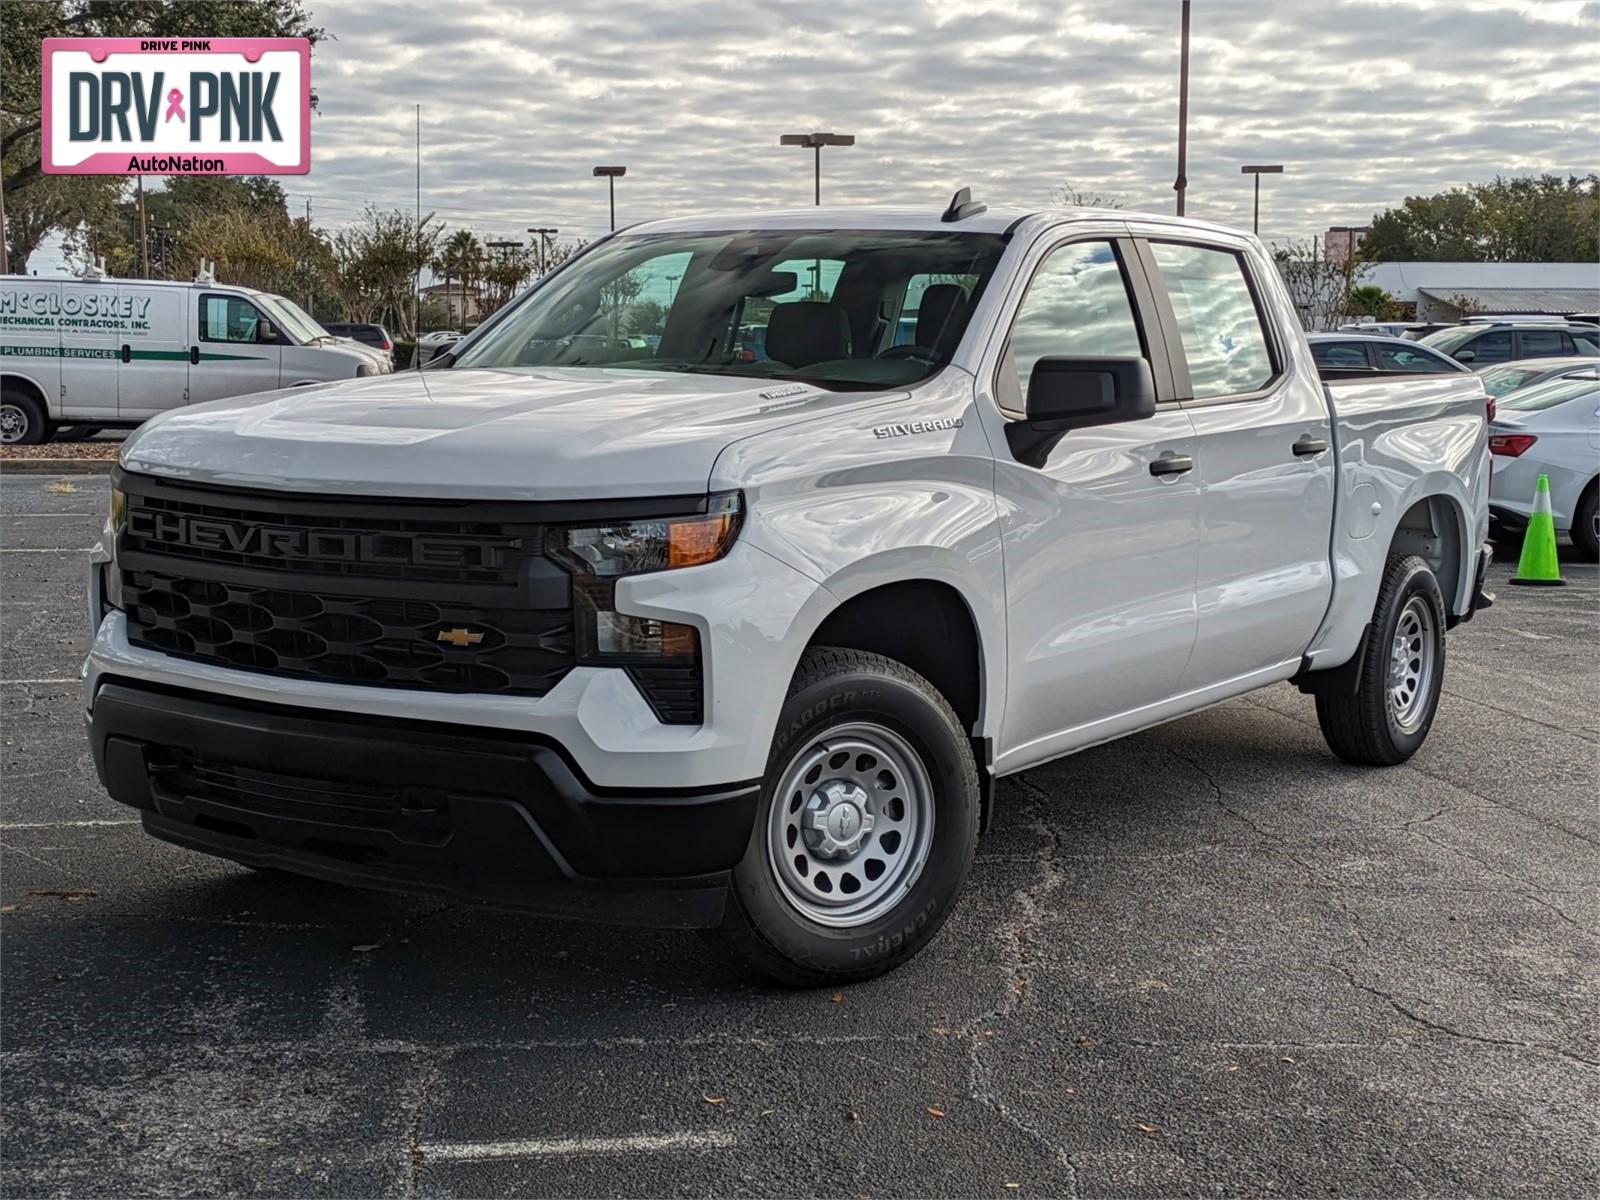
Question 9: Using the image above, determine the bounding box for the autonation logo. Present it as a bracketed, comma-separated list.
[42, 37, 309, 176]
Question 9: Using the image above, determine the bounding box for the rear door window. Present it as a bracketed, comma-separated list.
[1311, 341, 1371, 370]
[1373, 342, 1455, 373]
[1517, 329, 1567, 358]
[1148, 242, 1276, 399]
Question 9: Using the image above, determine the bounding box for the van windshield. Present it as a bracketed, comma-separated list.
[453, 229, 1008, 390]
[255, 293, 330, 346]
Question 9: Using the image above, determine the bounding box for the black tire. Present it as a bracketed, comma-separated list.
[705, 647, 980, 987]
[53, 425, 104, 442]
[1316, 555, 1446, 766]
[1572, 485, 1598, 562]
[1, 388, 50, 446]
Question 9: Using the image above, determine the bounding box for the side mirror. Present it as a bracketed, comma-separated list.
[1005, 356, 1157, 467]
[256, 320, 279, 345]
[1453, 349, 1474, 363]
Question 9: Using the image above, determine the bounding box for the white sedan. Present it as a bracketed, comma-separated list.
[1488, 368, 1600, 560]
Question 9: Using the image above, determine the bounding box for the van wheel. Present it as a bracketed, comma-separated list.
[705, 647, 979, 987]
[1316, 555, 1446, 766]
[1, 389, 49, 445]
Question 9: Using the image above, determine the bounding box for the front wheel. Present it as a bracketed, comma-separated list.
[1316, 554, 1446, 765]
[705, 647, 979, 986]
[1572, 486, 1598, 562]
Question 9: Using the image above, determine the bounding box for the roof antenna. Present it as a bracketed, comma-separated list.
[941, 187, 987, 223]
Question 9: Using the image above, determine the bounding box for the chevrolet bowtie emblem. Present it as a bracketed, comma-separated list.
[436, 627, 486, 648]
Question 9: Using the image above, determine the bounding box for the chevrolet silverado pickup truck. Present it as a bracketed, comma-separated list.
[85, 195, 1493, 985]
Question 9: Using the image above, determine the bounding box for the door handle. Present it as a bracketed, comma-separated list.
[119, 344, 131, 364]
[189, 345, 200, 365]
[1149, 454, 1194, 477]
[1293, 435, 1329, 457]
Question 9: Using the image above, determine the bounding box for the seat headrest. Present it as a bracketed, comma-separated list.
[765, 301, 852, 368]
[915, 283, 970, 353]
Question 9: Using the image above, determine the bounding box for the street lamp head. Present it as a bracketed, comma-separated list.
[528, 227, 559, 235]
[1240, 164, 1285, 175]
[592, 166, 626, 177]
[779, 132, 855, 148]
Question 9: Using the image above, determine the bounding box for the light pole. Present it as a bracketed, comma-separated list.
[592, 167, 625, 231]
[527, 226, 558, 275]
[1174, 0, 1190, 216]
[779, 132, 854, 205]
[1240, 164, 1284, 234]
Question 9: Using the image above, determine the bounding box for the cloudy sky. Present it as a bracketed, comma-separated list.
[269, 0, 1595, 252]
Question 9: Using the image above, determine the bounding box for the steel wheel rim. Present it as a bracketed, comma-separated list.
[0, 403, 26, 444]
[766, 721, 935, 928]
[1388, 595, 1436, 733]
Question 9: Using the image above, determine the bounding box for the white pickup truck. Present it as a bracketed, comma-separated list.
[84, 196, 1493, 985]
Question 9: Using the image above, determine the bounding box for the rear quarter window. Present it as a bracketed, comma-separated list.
[1149, 242, 1276, 399]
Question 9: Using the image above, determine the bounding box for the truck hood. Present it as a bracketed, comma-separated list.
[120, 367, 897, 500]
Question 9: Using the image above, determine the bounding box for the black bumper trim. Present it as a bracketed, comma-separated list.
[89, 679, 759, 929]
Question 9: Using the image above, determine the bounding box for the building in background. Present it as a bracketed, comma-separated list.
[420, 282, 481, 326]
[1325, 226, 1369, 265]
[1361, 262, 1600, 321]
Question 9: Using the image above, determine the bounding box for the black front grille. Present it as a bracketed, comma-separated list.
[114, 471, 704, 721]
[124, 570, 575, 696]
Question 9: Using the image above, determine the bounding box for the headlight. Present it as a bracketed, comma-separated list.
[549, 493, 741, 661]
[105, 486, 127, 611]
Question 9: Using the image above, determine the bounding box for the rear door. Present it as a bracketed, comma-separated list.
[116, 283, 189, 420]
[189, 291, 282, 404]
[0, 278, 64, 419]
[1133, 235, 1335, 689]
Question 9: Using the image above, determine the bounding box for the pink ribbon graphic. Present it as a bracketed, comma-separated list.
[164, 88, 185, 123]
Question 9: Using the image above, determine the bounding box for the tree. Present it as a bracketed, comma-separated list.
[1049, 180, 1124, 209]
[479, 244, 534, 317]
[331, 206, 442, 337]
[2, 1, 322, 199]
[1362, 175, 1600, 262]
[434, 229, 483, 328]
[4, 173, 123, 273]
[1274, 240, 1370, 332]
[1345, 284, 1397, 321]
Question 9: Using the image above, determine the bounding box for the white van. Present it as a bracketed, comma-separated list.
[0, 271, 388, 444]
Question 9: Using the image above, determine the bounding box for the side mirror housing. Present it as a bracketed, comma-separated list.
[1005, 356, 1157, 467]
[1453, 349, 1474, 363]
[257, 319, 279, 345]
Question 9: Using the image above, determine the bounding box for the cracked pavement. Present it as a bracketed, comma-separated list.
[3, 474, 1597, 1197]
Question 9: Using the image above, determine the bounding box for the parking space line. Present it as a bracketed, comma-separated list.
[1, 678, 79, 685]
[424, 1131, 737, 1162]
[1, 820, 138, 830]
[0, 548, 92, 553]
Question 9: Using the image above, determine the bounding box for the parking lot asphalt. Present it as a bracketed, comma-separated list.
[2, 472, 1596, 1198]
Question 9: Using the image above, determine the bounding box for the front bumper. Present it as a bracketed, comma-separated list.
[89, 679, 759, 928]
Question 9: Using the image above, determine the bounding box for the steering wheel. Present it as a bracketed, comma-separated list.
[876, 344, 938, 363]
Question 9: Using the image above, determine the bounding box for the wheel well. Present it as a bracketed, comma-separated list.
[1, 374, 48, 407]
[1390, 494, 1465, 616]
[808, 580, 983, 734]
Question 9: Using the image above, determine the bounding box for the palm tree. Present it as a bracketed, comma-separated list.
[435, 229, 482, 327]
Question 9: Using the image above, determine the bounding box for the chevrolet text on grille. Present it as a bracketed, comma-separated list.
[129, 509, 522, 570]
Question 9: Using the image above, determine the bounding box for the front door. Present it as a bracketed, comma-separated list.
[188, 292, 282, 405]
[117, 284, 189, 421]
[989, 236, 1201, 769]
[1135, 237, 1335, 689]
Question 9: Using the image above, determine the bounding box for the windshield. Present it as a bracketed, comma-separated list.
[1478, 364, 1545, 397]
[453, 229, 1008, 390]
[255, 293, 330, 346]
[1419, 326, 1480, 352]
[1496, 374, 1600, 412]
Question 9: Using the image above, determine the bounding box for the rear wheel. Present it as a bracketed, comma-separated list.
[706, 647, 979, 986]
[1, 389, 50, 445]
[1573, 485, 1598, 562]
[1316, 554, 1446, 765]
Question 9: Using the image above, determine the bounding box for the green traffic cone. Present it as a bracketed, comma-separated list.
[1509, 473, 1566, 587]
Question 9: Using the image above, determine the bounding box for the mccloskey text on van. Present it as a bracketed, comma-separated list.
[83, 196, 1494, 985]
[1, 269, 389, 445]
